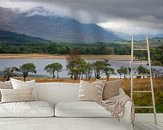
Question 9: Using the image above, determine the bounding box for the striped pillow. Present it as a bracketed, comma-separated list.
[78, 80, 106, 102]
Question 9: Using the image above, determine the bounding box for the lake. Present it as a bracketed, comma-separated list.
[0, 59, 163, 78]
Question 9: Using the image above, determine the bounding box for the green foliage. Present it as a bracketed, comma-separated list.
[0, 42, 130, 55]
[18, 63, 37, 81]
[44, 63, 63, 78]
[85, 63, 94, 80]
[103, 67, 115, 79]
[117, 66, 128, 78]
[92, 61, 110, 79]
[137, 65, 149, 78]
[3, 67, 18, 81]
[66, 54, 87, 80]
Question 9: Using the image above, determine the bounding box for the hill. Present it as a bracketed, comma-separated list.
[0, 30, 49, 44]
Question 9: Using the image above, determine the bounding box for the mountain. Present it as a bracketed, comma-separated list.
[0, 30, 49, 44]
[0, 7, 120, 43]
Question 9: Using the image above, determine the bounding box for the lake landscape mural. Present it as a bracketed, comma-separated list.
[0, 0, 162, 114]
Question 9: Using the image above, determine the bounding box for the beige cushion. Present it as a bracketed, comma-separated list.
[1, 88, 34, 103]
[0, 81, 12, 89]
[103, 80, 121, 100]
[78, 80, 105, 102]
[0, 81, 13, 101]
[10, 78, 37, 100]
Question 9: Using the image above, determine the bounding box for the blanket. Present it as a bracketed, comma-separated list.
[98, 90, 134, 123]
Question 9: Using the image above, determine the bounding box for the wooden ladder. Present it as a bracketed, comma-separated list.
[130, 34, 157, 125]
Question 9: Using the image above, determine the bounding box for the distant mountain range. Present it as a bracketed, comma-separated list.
[0, 7, 120, 43]
[0, 30, 49, 44]
[0, 7, 162, 43]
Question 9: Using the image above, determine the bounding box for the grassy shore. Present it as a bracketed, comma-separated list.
[0, 54, 131, 60]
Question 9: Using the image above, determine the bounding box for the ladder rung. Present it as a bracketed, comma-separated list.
[133, 49, 147, 50]
[133, 91, 152, 93]
[134, 106, 153, 109]
[132, 61, 148, 64]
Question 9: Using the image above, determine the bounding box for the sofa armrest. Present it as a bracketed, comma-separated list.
[123, 101, 132, 122]
[119, 88, 132, 121]
[118, 88, 133, 128]
[119, 100, 133, 129]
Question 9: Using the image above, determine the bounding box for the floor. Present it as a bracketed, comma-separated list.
[0, 114, 162, 130]
[134, 114, 163, 130]
[134, 122, 163, 130]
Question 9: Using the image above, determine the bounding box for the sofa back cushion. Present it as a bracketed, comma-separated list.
[103, 80, 121, 100]
[36, 82, 79, 105]
[10, 78, 37, 100]
[1, 88, 34, 103]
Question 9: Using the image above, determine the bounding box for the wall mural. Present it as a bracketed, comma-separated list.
[0, 0, 162, 113]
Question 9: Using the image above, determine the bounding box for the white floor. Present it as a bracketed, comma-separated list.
[134, 114, 163, 130]
[0, 114, 162, 130]
[135, 122, 163, 130]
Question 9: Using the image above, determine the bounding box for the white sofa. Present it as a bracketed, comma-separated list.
[0, 82, 132, 130]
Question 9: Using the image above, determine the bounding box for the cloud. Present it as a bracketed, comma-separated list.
[98, 18, 163, 35]
[0, 0, 163, 34]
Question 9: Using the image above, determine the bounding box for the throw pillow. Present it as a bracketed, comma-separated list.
[10, 78, 37, 100]
[1, 88, 34, 103]
[78, 80, 106, 102]
[103, 80, 121, 100]
[0, 81, 13, 101]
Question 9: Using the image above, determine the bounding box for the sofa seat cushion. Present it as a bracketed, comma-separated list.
[0, 101, 54, 117]
[55, 101, 112, 117]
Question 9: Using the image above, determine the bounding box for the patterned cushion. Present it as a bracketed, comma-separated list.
[1, 88, 34, 103]
[78, 80, 106, 102]
[103, 80, 121, 100]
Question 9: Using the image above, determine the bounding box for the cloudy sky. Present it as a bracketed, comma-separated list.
[0, 0, 163, 35]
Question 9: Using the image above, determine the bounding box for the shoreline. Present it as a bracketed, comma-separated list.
[0, 54, 131, 60]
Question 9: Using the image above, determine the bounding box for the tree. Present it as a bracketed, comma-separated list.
[66, 51, 87, 80]
[3, 67, 18, 81]
[117, 68, 123, 79]
[85, 63, 93, 80]
[152, 68, 160, 78]
[92, 61, 109, 79]
[44, 63, 63, 78]
[137, 65, 149, 78]
[18, 63, 36, 81]
[103, 67, 114, 80]
[117, 66, 128, 78]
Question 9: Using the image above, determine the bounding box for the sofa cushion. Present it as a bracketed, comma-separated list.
[0, 101, 54, 117]
[1, 88, 34, 103]
[11, 78, 37, 100]
[55, 101, 112, 117]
